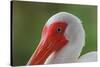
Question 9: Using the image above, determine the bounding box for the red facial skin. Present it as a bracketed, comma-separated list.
[27, 22, 69, 65]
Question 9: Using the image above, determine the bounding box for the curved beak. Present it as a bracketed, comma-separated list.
[27, 34, 68, 65]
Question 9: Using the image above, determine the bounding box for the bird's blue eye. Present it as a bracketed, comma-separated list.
[56, 27, 62, 33]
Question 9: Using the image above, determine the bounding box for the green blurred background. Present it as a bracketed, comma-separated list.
[12, 1, 97, 66]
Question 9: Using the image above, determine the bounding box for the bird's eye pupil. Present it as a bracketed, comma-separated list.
[56, 27, 61, 33]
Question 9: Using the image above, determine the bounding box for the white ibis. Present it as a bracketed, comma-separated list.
[27, 12, 97, 65]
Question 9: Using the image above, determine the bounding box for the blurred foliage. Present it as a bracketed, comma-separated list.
[12, 1, 97, 66]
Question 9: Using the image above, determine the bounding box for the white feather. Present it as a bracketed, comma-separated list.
[78, 51, 97, 62]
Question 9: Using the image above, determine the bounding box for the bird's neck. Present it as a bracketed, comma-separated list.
[45, 23, 85, 64]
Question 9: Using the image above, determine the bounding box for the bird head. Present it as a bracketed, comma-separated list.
[27, 12, 84, 65]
